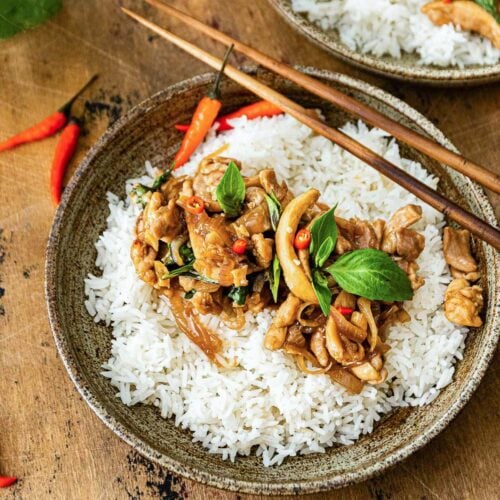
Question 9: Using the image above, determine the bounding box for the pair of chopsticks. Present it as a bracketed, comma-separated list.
[122, 1, 500, 250]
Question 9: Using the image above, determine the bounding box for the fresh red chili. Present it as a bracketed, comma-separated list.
[0, 477, 17, 488]
[173, 46, 233, 169]
[174, 100, 283, 134]
[337, 306, 354, 316]
[217, 101, 283, 131]
[293, 228, 311, 250]
[50, 118, 81, 205]
[232, 238, 247, 255]
[0, 74, 97, 153]
[185, 195, 205, 214]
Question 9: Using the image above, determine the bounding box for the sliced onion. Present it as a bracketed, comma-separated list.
[296, 355, 333, 375]
[297, 302, 323, 327]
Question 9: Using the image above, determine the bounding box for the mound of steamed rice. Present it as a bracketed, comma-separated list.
[291, 0, 500, 67]
[84, 115, 468, 466]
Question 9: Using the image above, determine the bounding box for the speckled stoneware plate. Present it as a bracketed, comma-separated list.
[45, 67, 499, 495]
[269, 0, 500, 86]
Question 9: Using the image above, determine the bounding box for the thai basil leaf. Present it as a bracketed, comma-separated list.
[215, 161, 246, 217]
[269, 253, 281, 302]
[0, 0, 61, 39]
[264, 191, 281, 231]
[326, 248, 413, 302]
[130, 184, 149, 208]
[131, 169, 171, 206]
[228, 285, 250, 306]
[162, 262, 194, 279]
[151, 170, 171, 190]
[310, 206, 337, 267]
[312, 269, 332, 316]
[474, 0, 500, 22]
[184, 289, 196, 300]
[179, 243, 194, 264]
[315, 237, 335, 268]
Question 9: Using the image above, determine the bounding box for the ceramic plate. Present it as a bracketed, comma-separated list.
[45, 68, 499, 494]
[269, 0, 500, 86]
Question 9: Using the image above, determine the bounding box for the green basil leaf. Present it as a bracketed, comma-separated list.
[184, 289, 196, 300]
[264, 191, 281, 232]
[131, 169, 171, 207]
[315, 236, 334, 268]
[228, 285, 249, 306]
[326, 248, 413, 302]
[474, 0, 500, 22]
[215, 161, 246, 217]
[151, 171, 170, 190]
[179, 243, 194, 264]
[269, 253, 281, 302]
[312, 269, 332, 316]
[162, 262, 194, 279]
[310, 206, 337, 266]
[0, 0, 61, 39]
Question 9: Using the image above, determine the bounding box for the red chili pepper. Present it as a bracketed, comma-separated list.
[232, 238, 247, 255]
[174, 100, 283, 134]
[50, 118, 81, 205]
[337, 306, 354, 316]
[172, 46, 233, 169]
[0, 74, 97, 153]
[293, 229, 311, 250]
[0, 476, 17, 488]
[217, 101, 283, 131]
[185, 195, 205, 214]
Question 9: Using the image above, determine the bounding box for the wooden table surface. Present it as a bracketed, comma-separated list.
[0, 1, 498, 498]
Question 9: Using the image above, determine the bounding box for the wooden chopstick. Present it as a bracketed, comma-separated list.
[121, 7, 500, 250]
[142, 0, 500, 195]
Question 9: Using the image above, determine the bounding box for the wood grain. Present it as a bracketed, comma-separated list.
[0, 1, 498, 499]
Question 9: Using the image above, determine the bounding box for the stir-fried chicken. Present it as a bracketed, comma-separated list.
[130, 153, 482, 394]
[443, 227, 479, 279]
[444, 278, 483, 327]
[336, 217, 385, 250]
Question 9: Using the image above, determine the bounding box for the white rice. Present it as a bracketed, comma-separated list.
[291, 0, 500, 67]
[84, 115, 468, 466]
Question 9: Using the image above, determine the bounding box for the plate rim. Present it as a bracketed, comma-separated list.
[45, 67, 499, 494]
[269, 0, 500, 86]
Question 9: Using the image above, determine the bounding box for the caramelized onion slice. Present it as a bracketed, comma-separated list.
[275, 189, 320, 303]
[328, 366, 364, 394]
[296, 355, 333, 375]
[169, 292, 226, 366]
[357, 298, 378, 352]
[297, 302, 323, 327]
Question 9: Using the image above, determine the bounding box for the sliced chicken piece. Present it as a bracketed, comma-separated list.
[264, 293, 302, 350]
[258, 168, 294, 207]
[143, 191, 184, 250]
[336, 217, 385, 250]
[186, 211, 244, 287]
[443, 227, 478, 273]
[450, 267, 481, 282]
[422, 0, 500, 49]
[131, 239, 157, 286]
[396, 259, 425, 290]
[192, 156, 241, 212]
[250, 233, 274, 269]
[444, 278, 483, 327]
[395, 228, 425, 262]
[310, 328, 330, 367]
